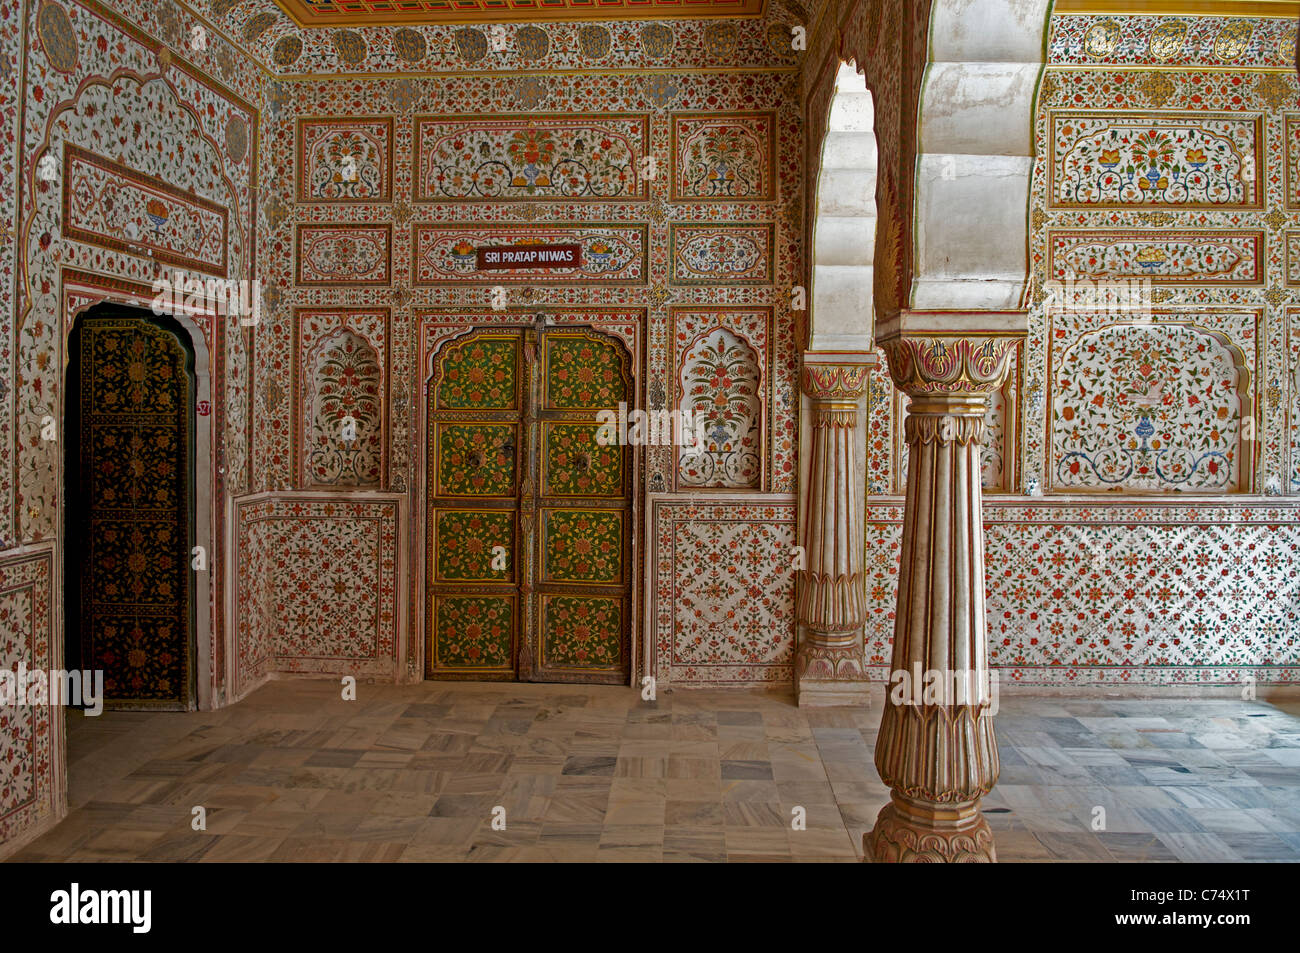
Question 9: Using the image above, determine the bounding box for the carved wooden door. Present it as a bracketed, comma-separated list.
[427, 324, 632, 684]
[66, 307, 195, 710]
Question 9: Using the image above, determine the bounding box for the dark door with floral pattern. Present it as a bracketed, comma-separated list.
[66, 306, 195, 710]
[426, 324, 631, 684]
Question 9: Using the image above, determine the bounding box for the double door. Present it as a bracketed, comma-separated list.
[426, 324, 632, 684]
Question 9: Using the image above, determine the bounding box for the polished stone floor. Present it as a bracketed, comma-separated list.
[8, 681, 1300, 862]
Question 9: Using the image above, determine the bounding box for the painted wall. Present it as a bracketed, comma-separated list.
[860, 13, 1300, 687]
[235, 21, 808, 693]
[0, 0, 260, 852]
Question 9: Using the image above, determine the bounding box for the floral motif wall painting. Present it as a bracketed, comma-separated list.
[66, 309, 195, 710]
[427, 325, 632, 684]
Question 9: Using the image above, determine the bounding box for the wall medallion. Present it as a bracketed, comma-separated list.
[703, 23, 736, 59]
[1148, 21, 1188, 62]
[578, 25, 611, 59]
[641, 24, 673, 59]
[394, 28, 427, 64]
[516, 25, 549, 61]
[225, 115, 249, 164]
[332, 29, 367, 65]
[241, 12, 276, 42]
[273, 35, 303, 67]
[37, 1, 79, 75]
[1082, 19, 1120, 59]
[455, 27, 488, 64]
[1212, 21, 1252, 61]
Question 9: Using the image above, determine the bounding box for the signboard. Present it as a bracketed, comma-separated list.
[476, 243, 582, 270]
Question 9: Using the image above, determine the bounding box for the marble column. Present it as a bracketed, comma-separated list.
[794, 352, 877, 707]
[865, 311, 1024, 862]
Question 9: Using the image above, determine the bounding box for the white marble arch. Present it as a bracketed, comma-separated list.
[809, 61, 878, 353]
[912, 0, 1052, 311]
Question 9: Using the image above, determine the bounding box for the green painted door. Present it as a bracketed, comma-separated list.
[426, 324, 631, 684]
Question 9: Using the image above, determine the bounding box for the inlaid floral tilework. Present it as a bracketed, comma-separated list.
[234, 497, 401, 695]
[0, 549, 57, 844]
[295, 224, 393, 285]
[670, 307, 771, 490]
[413, 113, 650, 203]
[1046, 311, 1257, 493]
[670, 111, 777, 202]
[1023, 15, 1300, 502]
[296, 117, 394, 203]
[651, 498, 797, 686]
[258, 71, 800, 505]
[668, 223, 774, 285]
[862, 498, 1300, 686]
[292, 308, 391, 489]
[1047, 111, 1262, 210]
[62, 145, 230, 275]
[1047, 229, 1264, 284]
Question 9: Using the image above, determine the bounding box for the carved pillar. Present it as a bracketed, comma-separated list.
[865, 311, 1025, 863]
[794, 352, 877, 707]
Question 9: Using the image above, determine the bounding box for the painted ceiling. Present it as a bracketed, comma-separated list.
[272, 0, 767, 25]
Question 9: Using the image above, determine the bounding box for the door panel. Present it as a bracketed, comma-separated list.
[427, 330, 523, 680]
[432, 509, 516, 583]
[426, 323, 632, 684]
[541, 509, 625, 585]
[541, 422, 624, 497]
[430, 594, 516, 675]
[68, 311, 194, 710]
[434, 422, 519, 497]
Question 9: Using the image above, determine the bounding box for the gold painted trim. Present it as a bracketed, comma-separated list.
[1055, 1, 1300, 15]
[1046, 63, 1296, 71]
[273, 0, 767, 28]
[273, 64, 799, 81]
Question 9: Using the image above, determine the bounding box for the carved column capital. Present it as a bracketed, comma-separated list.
[875, 310, 1026, 406]
[800, 360, 873, 401]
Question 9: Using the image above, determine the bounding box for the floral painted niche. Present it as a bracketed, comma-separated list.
[305, 330, 383, 487]
[1051, 323, 1248, 492]
[678, 327, 762, 489]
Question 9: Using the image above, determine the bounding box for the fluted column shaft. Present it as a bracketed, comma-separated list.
[866, 319, 1023, 862]
[794, 355, 875, 706]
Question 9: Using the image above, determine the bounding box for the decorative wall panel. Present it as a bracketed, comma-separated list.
[670, 307, 771, 490]
[1047, 229, 1264, 284]
[670, 111, 777, 202]
[651, 498, 796, 686]
[234, 497, 401, 695]
[295, 224, 393, 285]
[296, 117, 394, 203]
[862, 499, 1300, 686]
[0, 549, 57, 845]
[414, 113, 650, 202]
[1050, 322, 1249, 492]
[668, 223, 774, 285]
[62, 144, 229, 276]
[1048, 111, 1262, 209]
[412, 223, 649, 285]
[292, 308, 391, 489]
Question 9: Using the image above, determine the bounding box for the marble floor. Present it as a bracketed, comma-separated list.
[7, 681, 1300, 862]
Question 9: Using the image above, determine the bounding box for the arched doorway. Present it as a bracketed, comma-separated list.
[64, 303, 198, 710]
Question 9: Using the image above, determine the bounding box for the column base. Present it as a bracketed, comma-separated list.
[795, 676, 873, 707]
[864, 794, 997, 863]
[793, 641, 871, 707]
